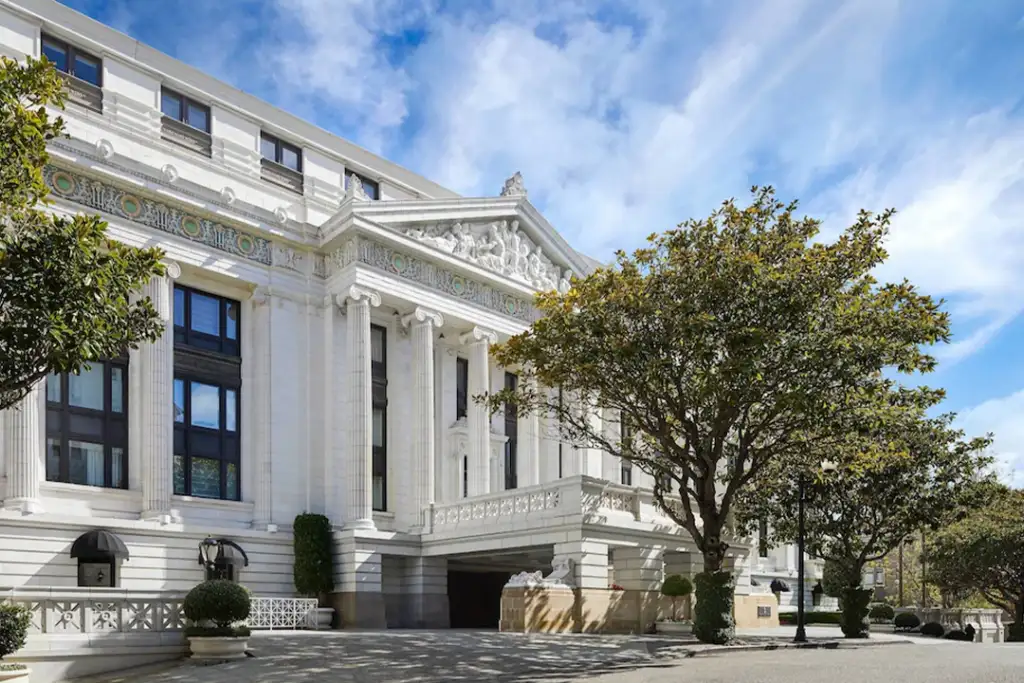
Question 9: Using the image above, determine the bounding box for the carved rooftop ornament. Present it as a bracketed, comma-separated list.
[347, 172, 371, 201]
[500, 171, 527, 198]
[398, 219, 572, 293]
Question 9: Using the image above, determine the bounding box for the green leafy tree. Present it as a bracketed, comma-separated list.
[738, 392, 992, 637]
[488, 187, 948, 643]
[927, 488, 1024, 641]
[0, 56, 163, 410]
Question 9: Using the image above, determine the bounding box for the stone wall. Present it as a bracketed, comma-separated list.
[500, 586, 691, 634]
[734, 594, 780, 628]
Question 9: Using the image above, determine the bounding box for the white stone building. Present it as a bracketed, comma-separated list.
[0, 0, 823, 632]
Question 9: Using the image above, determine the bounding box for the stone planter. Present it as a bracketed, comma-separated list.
[0, 667, 32, 683]
[188, 636, 249, 661]
[656, 620, 693, 635]
[314, 607, 335, 630]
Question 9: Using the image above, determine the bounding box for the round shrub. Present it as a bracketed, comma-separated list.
[920, 621, 945, 638]
[868, 603, 895, 622]
[893, 612, 921, 630]
[0, 603, 31, 663]
[943, 629, 971, 641]
[661, 574, 693, 598]
[184, 580, 251, 628]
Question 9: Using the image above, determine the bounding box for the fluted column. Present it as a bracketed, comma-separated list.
[459, 326, 496, 496]
[519, 374, 541, 487]
[402, 307, 443, 530]
[140, 261, 179, 523]
[342, 285, 380, 530]
[2, 381, 45, 514]
[322, 295, 342, 525]
[250, 289, 274, 531]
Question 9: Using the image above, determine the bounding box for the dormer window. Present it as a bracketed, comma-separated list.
[41, 33, 102, 112]
[159, 88, 212, 156]
[260, 132, 303, 193]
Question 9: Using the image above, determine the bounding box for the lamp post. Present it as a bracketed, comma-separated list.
[198, 536, 218, 579]
[794, 460, 836, 644]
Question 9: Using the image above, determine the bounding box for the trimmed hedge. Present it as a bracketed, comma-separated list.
[184, 580, 251, 628]
[693, 571, 735, 645]
[920, 621, 945, 638]
[293, 513, 335, 600]
[868, 603, 895, 622]
[661, 575, 693, 598]
[779, 611, 843, 626]
[1008, 623, 1024, 643]
[839, 587, 872, 639]
[943, 629, 971, 641]
[0, 603, 31, 661]
[893, 612, 921, 630]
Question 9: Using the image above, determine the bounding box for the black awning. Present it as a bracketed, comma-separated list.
[70, 529, 130, 561]
[770, 578, 791, 593]
[197, 538, 249, 568]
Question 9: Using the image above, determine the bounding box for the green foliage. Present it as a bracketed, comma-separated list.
[0, 56, 164, 410]
[893, 612, 921, 630]
[184, 625, 252, 638]
[183, 580, 251, 629]
[868, 603, 895, 622]
[920, 621, 945, 638]
[821, 559, 849, 598]
[779, 611, 842, 626]
[693, 572, 735, 644]
[926, 488, 1024, 629]
[0, 603, 31, 661]
[943, 629, 971, 641]
[661, 574, 693, 598]
[839, 587, 872, 639]
[488, 187, 949, 576]
[1007, 623, 1024, 643]
[293, 513, 335, 601]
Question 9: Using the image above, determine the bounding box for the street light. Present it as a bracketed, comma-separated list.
[198, 536, 219, 578]
[794, 459, 837, 644]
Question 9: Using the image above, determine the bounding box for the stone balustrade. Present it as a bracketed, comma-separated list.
[897, 606, 1006, 643]
[2, 586, 187, 635]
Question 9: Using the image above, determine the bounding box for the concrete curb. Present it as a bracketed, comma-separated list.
[652, 638, 913, 659]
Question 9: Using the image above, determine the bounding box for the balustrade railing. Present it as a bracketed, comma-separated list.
[246, 597, 318, 629]
[428, 478, 567, 532]
[2, 588, 186, 635]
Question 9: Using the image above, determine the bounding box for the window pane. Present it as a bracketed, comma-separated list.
[73, 53, 100, 85]
[174, 378, 185, 423]
[68, 365, 104, 410]
[68, 440, 105, 487]
[161, 91, 182, 120]
[226, 462, 239, 501]
[372, 475, 384, 511]
[174, 287, 185, 327]
[190, 457, 221, 498]
[189, 293, 220, 335]
[186, 101, 208, 132]
[42, 39, 68, 72]
[111, 367, 124, 413]
[190, 382, 220, 429]
[225, 389, 237, 432]
[372, 408, 385, 447]
[225, 301, 238, 340]
[371, 327, 385, 363]
[46, 437, 61, 482]
[260, 135, 277, 161]
[47, 373, 61, 403]
[173, 455, 186, 495]
[281, 144, 300, 171]
[361, 178, 379, 200]
[112, 447, 125, 488]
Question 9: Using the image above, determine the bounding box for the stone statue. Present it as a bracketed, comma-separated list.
[543, 556, 576, 588]
[500, 171, 527, 198]
[347, 173, 370, 201]
[558, 270, 573, 294]
[505, 570, 544, 588]
[452, 221, 476, 259]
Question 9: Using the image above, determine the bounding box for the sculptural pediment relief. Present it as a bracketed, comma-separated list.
[397, 219, 573, 293]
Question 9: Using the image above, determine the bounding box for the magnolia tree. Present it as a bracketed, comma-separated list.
[487, 187, 948, 644]
[738, 390, 993, 638]
[927, 488, 1024, 642]
[0, 56, 163, 410]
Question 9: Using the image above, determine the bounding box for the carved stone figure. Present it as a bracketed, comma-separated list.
[558, 270, 574, 294]
[452, 222, 476, 259]
[505, 570, 544, 588]
[544, 556, 576, 588]
[347, 173, 370, 201]
[500, 171, 527, 198]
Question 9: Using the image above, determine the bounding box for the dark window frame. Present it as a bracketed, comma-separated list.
[503, 372, 518, 490]
[371, 324, 388, 512]
[174, 285, 240, 357]
[620, 415, 633, 486]
[160, 87, 211, 133]
[346, 171, 380, 200]
[455, 357, 469, 420]
[557, 387, 564, 478]
[173, 372, 241, 501]
[260, 132, 303, 173]
[758, 518, 769, 558]
[45, 358, 128, 490]
[41, 33, 102, 87]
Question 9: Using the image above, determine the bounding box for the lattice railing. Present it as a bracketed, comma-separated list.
[2, 588, 186, 635]
[246, 597, 318, 630]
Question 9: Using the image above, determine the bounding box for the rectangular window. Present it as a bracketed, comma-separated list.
[620, 413, 633, 485]
[758, 518, 769, 558]
[371, 324, 387, 511]
[172, 377, 240, 500]
[45, 359, 128, 489]
[456, 357, 469, 419]
[41, 34, 101, 86]
[173, 285, 240, 356]
[504, 372, 518, 490]
[345, 171, 380, 200]
[160, 88, 211, 133]
[557, 387, 564, 478]
[260, 132, 302, 172]
[620, 461, 632, 486]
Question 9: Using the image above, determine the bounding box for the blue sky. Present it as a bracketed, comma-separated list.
[61, 0, 1024, 485]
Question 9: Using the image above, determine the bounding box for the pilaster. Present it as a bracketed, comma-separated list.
[459, 326, 497, 496]
[554, 540, 609, 589]
[2, 380, 45, 514]
[518, 374, 541, 487]
[322, 294, 343, 525]
[401, 307, 443, 531]
[614, 547, 665, 591]
[249, 289, 275, 531]
[404, 557, 449, 628]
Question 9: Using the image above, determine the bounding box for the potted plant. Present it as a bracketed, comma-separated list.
[183, 579, 252, 660]
[656, 574, 694, 634]
[293, 513, 336, 629]
[0, 603, 31, 682]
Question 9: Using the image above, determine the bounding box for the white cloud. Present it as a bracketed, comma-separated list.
[956, 390, 1024, 488]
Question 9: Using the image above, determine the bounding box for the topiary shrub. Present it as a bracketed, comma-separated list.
[920, 621, 945, 638]
[1007, 623, 1024, 643]
[893, 612, 921, 631]
[943, 629, 971, 641]
[184, 580, 251, 633]
[0, 603, 31, 670]
[839, 587, 872, 638]
[693, 571, 735, 644]
[660, 574, 693, 622]
[293, 513, 335, 605]
[779, 611, 842, 626]
[868, 603, 895, 623]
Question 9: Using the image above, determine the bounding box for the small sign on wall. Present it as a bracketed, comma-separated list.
[757, 605, 772, 618]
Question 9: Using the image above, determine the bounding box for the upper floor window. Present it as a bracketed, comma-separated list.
[456, 357, 469, 420]
[260, 133, 302, 172]
[620, 461, 632, 486]
[41, 34, 101, 86]
[161, 88, 210, 133]
[758, 518, 769, 557]
[174, 286, 240, 357]
[503, 372, 518, 490]
[46, 359, 128, 489]
[346, 172, 380, 200]
[371, 325, 388, 511]
[173, 378, 240, 500]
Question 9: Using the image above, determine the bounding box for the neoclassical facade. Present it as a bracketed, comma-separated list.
[0, 0, 821, 632]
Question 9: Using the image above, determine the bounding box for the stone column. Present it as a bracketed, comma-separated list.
[554, 540, 610, 589]
[459, 326, 496, 496]
[404, 557, 449, 628]
[615, 546, 666, 630]
[250, 289, 274, 531]
[140, 261, 180, 524]
[517, 374, 541, 487]
[402, 307, 443, 530]
[342, 285, 380, 530]
[2, 381, 45, 514]
[322, 295, 343, 525]
[330, 542, 387, 628]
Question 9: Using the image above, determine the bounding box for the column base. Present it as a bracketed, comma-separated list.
[140, 508, 180, 525]
[343, 518, 376, 531]
[251, 522, 279, 533]
[2, 497, 43, 515]
[329, 591, 388, 629]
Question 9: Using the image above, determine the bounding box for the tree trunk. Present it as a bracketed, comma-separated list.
[1011, 598, 1024, 643]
